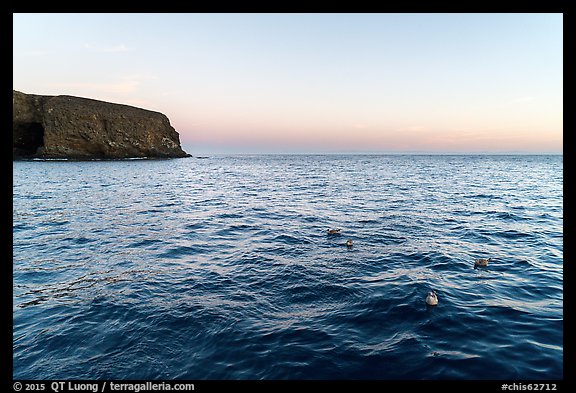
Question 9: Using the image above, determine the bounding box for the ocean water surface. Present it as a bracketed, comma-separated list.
[13, 155, 563, 379]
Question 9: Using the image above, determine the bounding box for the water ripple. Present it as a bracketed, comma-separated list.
[13, 155, 563, 379]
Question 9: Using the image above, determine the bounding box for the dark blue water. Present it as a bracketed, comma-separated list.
[13, 155, 563, 380]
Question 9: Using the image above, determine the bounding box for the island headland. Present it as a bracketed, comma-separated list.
[13, 90, 190, 159]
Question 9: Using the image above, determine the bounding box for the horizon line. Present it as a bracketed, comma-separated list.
[185, 151, 563, 156]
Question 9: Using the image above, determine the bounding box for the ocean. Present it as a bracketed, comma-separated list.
[12, 154, 563, 380]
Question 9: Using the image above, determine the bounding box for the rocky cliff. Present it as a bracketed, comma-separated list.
[13, 90, 190, 159]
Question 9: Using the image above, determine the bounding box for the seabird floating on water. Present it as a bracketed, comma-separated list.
[346, 239, 353, 247]
[425, 291, 438, 306]
[474, 258, 491, 267]
[327, 228, 342, 235]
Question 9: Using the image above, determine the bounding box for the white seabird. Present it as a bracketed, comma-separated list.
[425, 291, 438, 306]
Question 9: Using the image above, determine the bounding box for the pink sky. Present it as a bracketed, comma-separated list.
[14, 13, 563, 154]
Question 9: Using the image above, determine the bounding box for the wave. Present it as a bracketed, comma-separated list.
[13, 155, 563, 379]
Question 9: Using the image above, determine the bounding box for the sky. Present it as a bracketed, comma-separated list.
[13, 13, 563, 154]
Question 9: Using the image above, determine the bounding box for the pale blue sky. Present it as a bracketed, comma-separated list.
[13, 13, 563, 154]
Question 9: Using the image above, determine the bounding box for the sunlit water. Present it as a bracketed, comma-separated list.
[13, 155, 563, 379]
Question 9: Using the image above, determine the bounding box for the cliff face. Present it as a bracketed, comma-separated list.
[13, 90, 190, 159]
